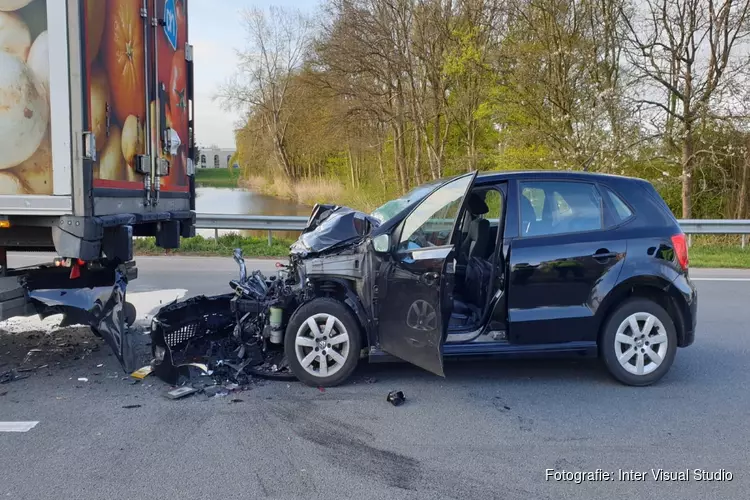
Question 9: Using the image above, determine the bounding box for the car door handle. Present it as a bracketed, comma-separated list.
[592, 250, 617, 261]
[419, 272, 440, 286]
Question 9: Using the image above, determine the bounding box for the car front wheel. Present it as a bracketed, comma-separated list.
[285, 298, 362, 387]
[600, 298, 678, 386]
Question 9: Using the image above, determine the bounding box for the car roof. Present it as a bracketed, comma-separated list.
[473, 170, 648, 186]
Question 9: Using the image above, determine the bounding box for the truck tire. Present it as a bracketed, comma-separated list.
[600, 298, 677, 386]
[285, 298, 362, 387]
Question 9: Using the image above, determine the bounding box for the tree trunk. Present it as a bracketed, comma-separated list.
[377, 147, 387, 190]
[392, 123, 407, 192]
[347, 145, 357, 188]
[413, 126, 422, 186]
[681, 124, 694, 219]
[738, 134, 750, 218]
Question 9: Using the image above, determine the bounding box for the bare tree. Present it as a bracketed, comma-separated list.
[216, 7, 313, 180]
[621, 0, 750, 217]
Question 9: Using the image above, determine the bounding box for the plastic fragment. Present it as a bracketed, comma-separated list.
[77, 377, 88, 382]
[131, 365, 153, 380]
[386, 390, 406, 407]
[166, 386, 198, 400]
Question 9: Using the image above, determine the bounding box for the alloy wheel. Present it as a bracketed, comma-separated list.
[294, 313, 350, 378]
[614, 312, 669, 376]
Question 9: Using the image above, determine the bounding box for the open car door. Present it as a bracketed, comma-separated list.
[377, 172, 478, 376]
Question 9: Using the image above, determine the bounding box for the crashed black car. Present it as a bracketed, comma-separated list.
[153, 170, 697, 387]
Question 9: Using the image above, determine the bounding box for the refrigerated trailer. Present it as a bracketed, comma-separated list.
[0, 0, 195, 371]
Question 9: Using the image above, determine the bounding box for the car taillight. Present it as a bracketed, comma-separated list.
[671, 233, 689, 270]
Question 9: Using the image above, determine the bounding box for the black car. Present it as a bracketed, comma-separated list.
[150, 170, 694, 388]
[270, 170, 698, 387]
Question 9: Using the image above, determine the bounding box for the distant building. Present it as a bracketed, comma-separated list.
[198, 146, 238, 169]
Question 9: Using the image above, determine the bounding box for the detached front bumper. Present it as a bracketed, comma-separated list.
[23, 262, 137, 372]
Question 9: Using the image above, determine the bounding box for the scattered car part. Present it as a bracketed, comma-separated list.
[0, 370, 29, 384]
[166, 386, 198, 400]
[131, 365, 153, 380]
[387, 390, 406, 406]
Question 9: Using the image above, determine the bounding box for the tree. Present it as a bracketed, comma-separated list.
[620, 0, 750, 217]
[216, 6, 313, 180]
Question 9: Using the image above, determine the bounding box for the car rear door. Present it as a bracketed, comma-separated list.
[507, 179, 626, 344]
[377, 173, 477, 376]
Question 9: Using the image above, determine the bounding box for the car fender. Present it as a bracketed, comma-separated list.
[595, 274, 689, 342]
[300, 277, 373, 350]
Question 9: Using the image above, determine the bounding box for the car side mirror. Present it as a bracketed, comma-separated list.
[372, 234, 390, 253]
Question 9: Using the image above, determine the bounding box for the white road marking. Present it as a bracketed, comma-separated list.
[0, 422, 38, 432]
[127, 289, 188, 321]
[692, 278, 750, 282]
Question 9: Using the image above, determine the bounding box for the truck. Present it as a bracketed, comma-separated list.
[0, 0, 195, 372]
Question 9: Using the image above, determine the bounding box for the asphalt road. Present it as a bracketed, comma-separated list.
[1, 254, 749, 499]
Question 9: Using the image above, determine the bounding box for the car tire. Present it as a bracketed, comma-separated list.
[600, 298, 678, 386]
[285, 298, 362, 387]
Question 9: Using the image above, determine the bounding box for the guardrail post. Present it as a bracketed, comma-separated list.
[742, 235, 747, 250]
[267, 230, 272, 247]
[214, 228, 219, 241]
[687, 234, 692, 248]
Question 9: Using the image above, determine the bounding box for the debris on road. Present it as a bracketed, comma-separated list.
[387, 390, 406, 407]
[165, 386, 198, 400]
[148, 271, 297, 393]
[1, 370, 29, 384]
[122, 404, 142, 409]
[77, 377, 88, 382]
[130, 365, 153, 380]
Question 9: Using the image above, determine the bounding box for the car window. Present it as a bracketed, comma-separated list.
[399, 175, 473, 250]
[519, 181, 603, 237]
[520, 186, 545, 221]
[484, 190, 504, 223]
[370, 179, 444, 224]
[604, 187, 633, 222]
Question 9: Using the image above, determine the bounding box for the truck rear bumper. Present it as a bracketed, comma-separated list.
[53, 211, 195, 261]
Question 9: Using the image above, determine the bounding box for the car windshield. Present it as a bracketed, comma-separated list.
[370, 179, 445, 224]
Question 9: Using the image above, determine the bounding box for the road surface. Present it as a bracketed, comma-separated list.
[1, 254, 748, 499]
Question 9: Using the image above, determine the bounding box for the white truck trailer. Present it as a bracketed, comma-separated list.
[0, 0, 195, 371]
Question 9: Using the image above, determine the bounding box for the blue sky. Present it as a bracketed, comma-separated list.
[189, 0, 320, 149]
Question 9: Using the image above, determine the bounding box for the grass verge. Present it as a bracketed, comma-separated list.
[195, 168, 240, 188]
[689, 245, 750, 268]
[134, 234, 293, 258]
[135, 235, 750, 269]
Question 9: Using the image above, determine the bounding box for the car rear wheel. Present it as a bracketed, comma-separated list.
[285, 298, 362, 387]
[600, 298, 677, 386]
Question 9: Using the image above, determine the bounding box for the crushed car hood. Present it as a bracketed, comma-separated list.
[290, 204, 380, 257]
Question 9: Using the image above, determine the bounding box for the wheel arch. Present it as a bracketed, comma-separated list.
[306, 278, 372, 348]
[595, 275, 690, 347]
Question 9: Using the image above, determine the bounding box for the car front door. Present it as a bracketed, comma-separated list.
[376, 173, 477, 376]
[508, 180, 626, 344]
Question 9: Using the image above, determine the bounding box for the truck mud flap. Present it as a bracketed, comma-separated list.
[24, 267, 135, 373]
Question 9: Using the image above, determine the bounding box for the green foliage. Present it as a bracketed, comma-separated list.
[134, 234, 293, 257]
[195, 168, 240, 188]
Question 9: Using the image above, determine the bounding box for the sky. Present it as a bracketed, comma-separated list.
[189, 0, 319, 149]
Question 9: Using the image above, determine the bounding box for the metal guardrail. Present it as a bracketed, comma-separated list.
[195, 214, 750, 247]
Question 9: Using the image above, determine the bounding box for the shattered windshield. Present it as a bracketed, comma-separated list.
[370, 179, 444, 224]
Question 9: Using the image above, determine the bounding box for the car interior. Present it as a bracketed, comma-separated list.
[450, 188, 504, 332]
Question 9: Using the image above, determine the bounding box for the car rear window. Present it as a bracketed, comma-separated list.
[603, 187, 633, 222]
[519, 181, 603, 237]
